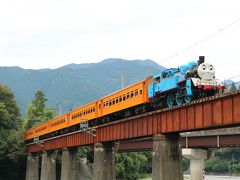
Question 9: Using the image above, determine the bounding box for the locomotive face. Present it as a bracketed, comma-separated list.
[197, 63, 215, 81]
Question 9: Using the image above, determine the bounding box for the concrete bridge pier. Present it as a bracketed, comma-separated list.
[40, 150, 58, 180]
[182, 148, 207, 180]
[61, 148, 78, 180]
[93, 142, 116, 180]
[25, 153, 39, 180]
[152, 133, 183, 180]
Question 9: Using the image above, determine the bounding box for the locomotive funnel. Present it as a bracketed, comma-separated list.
[198, 56, 205, 65]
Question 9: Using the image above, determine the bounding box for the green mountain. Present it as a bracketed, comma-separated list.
[0, 58, 165, 115]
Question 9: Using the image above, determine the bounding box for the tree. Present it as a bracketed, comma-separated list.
[205, 148, 240, 175]
[26, 90, 55, 129]
[116, 152, 150, 180]
[32, 91, 47, 118]
[0, 84, 26, 180]
[0, 85, 21, 130]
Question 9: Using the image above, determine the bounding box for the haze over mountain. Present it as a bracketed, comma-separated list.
[0, 59, 165, 115]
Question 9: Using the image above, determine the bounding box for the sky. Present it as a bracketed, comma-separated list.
[0, 0, 240, 80]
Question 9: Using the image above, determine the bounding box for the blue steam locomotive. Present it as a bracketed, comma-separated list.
[148, 56, 223, 108]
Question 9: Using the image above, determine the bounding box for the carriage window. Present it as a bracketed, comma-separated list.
[131, 91, 134, 98]
[93, 107, 95, 112]
[127, 93, 130, 99]
[116, 98, 119, 103]
[106, 101, 109, 106]
[123, 95, 126, 101]
[140, 89, 143, 95]
[112, 99, 115, 105]
[103, 102, 105, 108]
[119, 96, 122, 102]
[90, 108, 92, 113]
[135, 89, 138, 96]
[109, 101, 112, 106]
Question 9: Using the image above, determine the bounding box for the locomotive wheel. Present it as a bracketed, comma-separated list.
[184, 95, 192, 103]
[176, 92, 184, 105]
[158, 101, 164, 108]
[167, 94, 174, 107]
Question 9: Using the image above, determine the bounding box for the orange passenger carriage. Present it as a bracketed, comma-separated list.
[69, 101, 97, 127]
[98, 77, 152, 118]
[100, 81, 145, 117]
[48, 114, 69, 134]
[24, 129, 35, 141]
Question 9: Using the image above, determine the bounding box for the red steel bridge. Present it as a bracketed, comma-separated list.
[27, 90, 240, 152]
[25, 90, 240, 180]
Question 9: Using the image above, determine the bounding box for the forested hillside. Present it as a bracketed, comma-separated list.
[0, 58, 165, 115]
